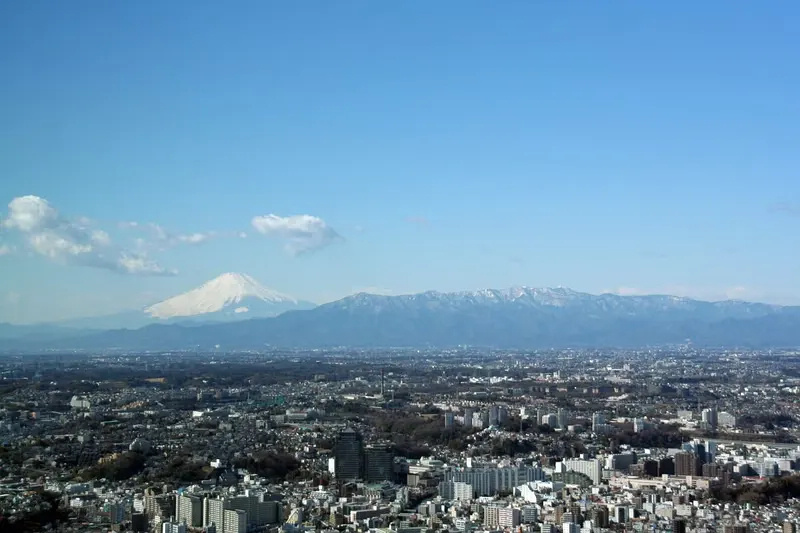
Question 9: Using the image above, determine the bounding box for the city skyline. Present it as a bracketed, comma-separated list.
[2, 2, 800, 323]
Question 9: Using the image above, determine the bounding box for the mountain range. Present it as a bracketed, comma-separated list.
[2, 277, 800, 350]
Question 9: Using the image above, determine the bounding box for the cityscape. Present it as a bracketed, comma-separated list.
[2, 2, 800, 533]
[1, 348, 800, 532]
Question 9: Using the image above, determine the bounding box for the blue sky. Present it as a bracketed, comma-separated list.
[1, 1, 799, 323]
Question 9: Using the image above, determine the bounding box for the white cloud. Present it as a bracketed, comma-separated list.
[251, 213, 341, 255]
[2, 195, 176, 276]
[3, 195, 59, 232]
[91, 229, 111, 246]
[0, 244, 13, 256]
[117, 253, 178, 276]
[177, 232, 212, 244]
[121, 222, 216, 249]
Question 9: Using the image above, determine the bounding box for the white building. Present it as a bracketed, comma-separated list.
[560, 458, 603, 485]
[161, 522, 187, 533]
[498, 507, 521, 528]
[176, 493, 203, 528]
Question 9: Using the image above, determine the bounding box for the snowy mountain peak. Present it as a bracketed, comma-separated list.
[145, 272, 299, 319]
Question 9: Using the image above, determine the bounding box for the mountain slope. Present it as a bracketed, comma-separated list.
[15, 287, 800, 350]
[144, 272, 313, 320]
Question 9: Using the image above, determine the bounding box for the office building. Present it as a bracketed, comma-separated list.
[444, 412, 455, 428]
[132, 513, 148, 533]
[673, 518, 687, 533]
[334, 428, 364, 480]
[702, 408, 718, 429]
[364, 444, 395, 483]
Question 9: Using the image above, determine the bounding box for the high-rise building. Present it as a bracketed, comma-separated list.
[223, 509, 247, 533]
[562, 523, 580, 533]
[162, 522, 187, 533]
[706, 440, 718, 462]
[204, 498, 227, 531]
[659, 457, 675, 476]
[498, 507, 521, 528]
[719, 411, 737, 427]
[675, 452, 701, 476]
[591, 506, 609, 528]
[702, 408, 718, 429]
[176, 494, 203, 527]
[131, 513, 148, 533]
[561, 458, 602, 485]
[334, 428, 364, 480]
[497, 406, 509, 424]
[364, 444, 395, 483]
[145, 490, 175, 522]
[783, 521, 796, 533]
[557, 408, 569, 429]
[227, 494, 280, 528]
[464, 408, 474, 428]
[591, 412, 604, 432]
[438, 481, 474, 501]
[489, 406, 499, 426]
[444, 412, 455, 428]
[673, 518, 687, 533]
[521, 506, 538, 524]
[484, 505, 502, 528]
[445, 466, 545, 496]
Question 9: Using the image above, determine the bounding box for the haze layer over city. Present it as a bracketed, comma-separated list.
[1, 3, 799, 533]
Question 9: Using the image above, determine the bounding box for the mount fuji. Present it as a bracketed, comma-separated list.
[48, 273, 316, 330]
[144, 272, 313, 320]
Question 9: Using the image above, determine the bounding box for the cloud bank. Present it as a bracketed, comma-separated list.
[2, 195, 176, 276]
[3, 196, 343, 276]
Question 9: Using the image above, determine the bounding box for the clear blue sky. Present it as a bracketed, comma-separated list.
[1, 1, 799, 323]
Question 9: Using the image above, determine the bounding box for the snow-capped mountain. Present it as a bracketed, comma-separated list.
[145, 272, 315, 320]
[334, 286, 779, 320]
[38, 273, 316, 331]
[10, 284, 800, 349]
